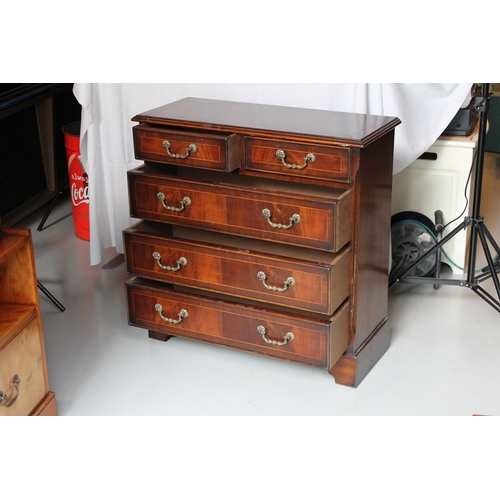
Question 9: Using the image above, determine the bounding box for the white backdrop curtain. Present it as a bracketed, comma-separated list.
[73, 83, 472, 265]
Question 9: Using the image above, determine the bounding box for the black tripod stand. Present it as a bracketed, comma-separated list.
[36, 181, 67, 311]
[390, 83, 500, 313]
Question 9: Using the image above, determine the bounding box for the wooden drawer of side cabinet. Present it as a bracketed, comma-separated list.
[0, 306, 46, 417]
[31, 391, 57, 416]
[124, 222, 350, 315]
[126, 278, 349, 369]
[245, 138, 351, 182]
[133, 124, 241, 171]
[127, 165, 351, 252]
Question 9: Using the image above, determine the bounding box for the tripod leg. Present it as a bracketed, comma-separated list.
[389, 254, 409, 284]
[472, 231, 500, 312]
[476, 225, 500, 297]
[37, 178, 68, 232]
[482, 223, 500, 260]
[434, 210, 444, 290]
[37, 281, 65, 312]
[480, 223, 500, 273]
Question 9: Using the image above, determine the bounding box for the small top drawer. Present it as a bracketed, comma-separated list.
[245, 138, 351, 182]
[133, 124, 241, 171]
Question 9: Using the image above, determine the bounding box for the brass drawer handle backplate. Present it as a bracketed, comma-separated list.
[152, 252, 187, 272]
[155, 304, 188, 324]
[157, 193, 191, 212]
[257, 326, 294, 346]
[257, 271, 295, 292]
[162, 140, 197, 159]
[0, 375, 21, 408]
[262, 208, 301, 229]
[276, 149, 315, 170]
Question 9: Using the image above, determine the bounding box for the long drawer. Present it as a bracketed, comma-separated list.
[127, 164, 351, 252]
[126, 278, 349, 369]
[124, 222, 351, 315]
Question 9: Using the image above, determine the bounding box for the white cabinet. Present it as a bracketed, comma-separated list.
[392, 127, 478, 274]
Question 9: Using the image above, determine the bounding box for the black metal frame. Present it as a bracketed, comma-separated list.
[37, 280, 65, 312]
[389, 84, 500, 313]
[37, 178, 68, 232]
[36, 185, 67, 312]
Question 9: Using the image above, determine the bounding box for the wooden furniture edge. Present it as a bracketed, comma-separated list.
[329, 318, 391, 387]
[30, 392, 57, 416]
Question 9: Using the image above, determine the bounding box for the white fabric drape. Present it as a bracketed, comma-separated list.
[73, 83, 472, 265]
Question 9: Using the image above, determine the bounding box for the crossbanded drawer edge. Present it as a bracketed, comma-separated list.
[125, 279, 349, 367]
[245, 137, 352, 183]
[124, 223, 351, 315]
[132, 124, 241, 171]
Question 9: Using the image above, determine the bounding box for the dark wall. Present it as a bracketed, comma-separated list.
[0, 84, 82, 224]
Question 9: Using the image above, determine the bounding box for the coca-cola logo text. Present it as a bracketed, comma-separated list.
[72, 182, 89, 207]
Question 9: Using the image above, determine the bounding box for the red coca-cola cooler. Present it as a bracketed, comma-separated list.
[63, 122, 89, 240]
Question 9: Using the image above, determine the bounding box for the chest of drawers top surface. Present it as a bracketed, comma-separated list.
[132, 97, 400, 147]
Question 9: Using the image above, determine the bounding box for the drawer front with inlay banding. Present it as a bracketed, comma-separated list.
[127, 165, 351, 252]
[126, 278, 349, 369]
[133, 124, 241, 171]
[245, 138, 351, 182]
[123, 222, 351, 315]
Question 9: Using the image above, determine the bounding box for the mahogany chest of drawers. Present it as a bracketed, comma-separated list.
[124, 98, 400, 387]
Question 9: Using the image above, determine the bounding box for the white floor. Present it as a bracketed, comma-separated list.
[16, 153, 500, 416]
